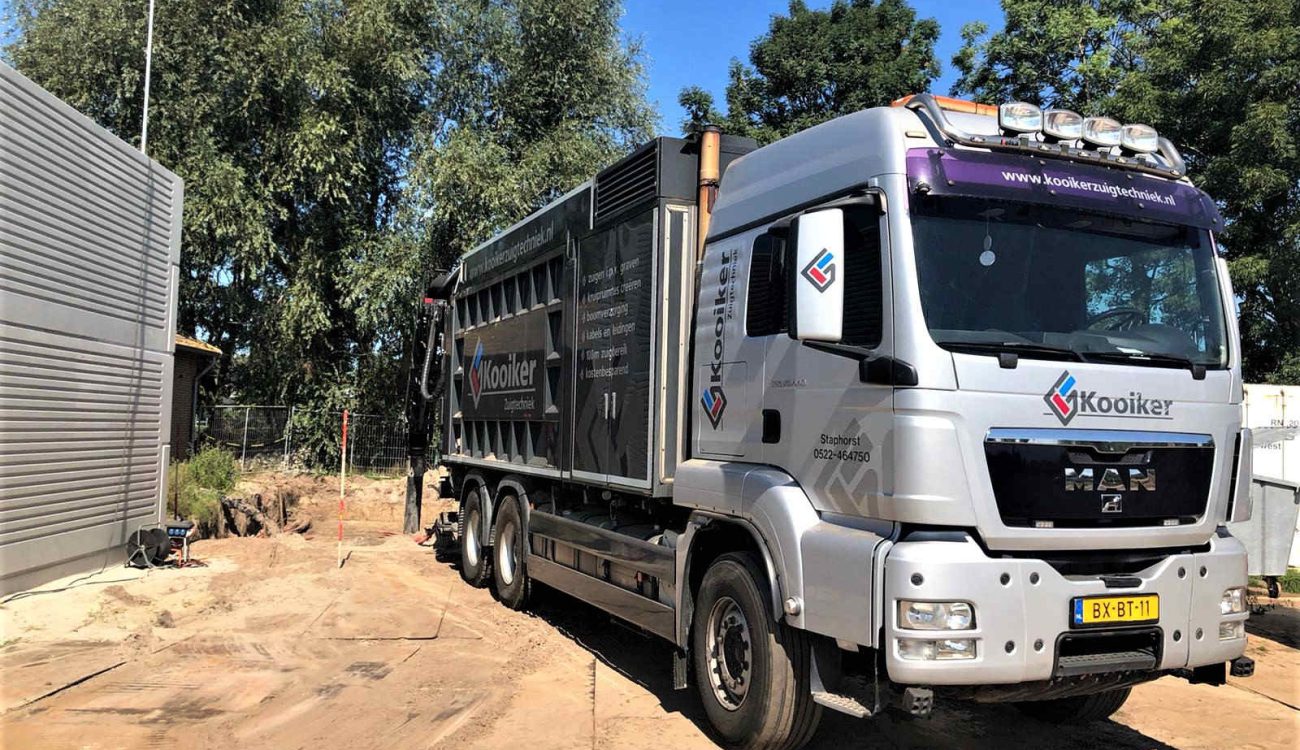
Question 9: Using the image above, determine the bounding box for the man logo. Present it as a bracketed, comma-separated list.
[1044, 371, 1078, 425]
[469, 340, 485, 406]
[701, 385, 727, 429]
[1101, 494, 1124, 513]
[800, 248, 836, 292]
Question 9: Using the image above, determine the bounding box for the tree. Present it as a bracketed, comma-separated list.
[955, 0, 1300, 384]
[6, 0, 653, 413]
[410, 0, 655, 271]
[950, 1, 1161, 113]
[678, 0, 940, 143]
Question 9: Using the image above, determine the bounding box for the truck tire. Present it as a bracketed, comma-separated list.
[492, 495, 531, 610]
[1015, 687, 1132, 724]
[692, 552, 822, 750]
[459, 488, 491, 588]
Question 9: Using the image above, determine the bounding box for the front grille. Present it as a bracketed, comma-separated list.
[984, 429, 1214, 528]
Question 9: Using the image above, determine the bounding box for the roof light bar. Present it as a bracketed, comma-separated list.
[1121, 123, 1159, 153]
[1043, 109, 1084, 141]
[894, 93, 1187, 178]
[998, 102, 1042, 134]
[1082, 117, 1123, 148]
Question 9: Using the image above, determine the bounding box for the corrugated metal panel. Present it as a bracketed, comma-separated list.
[0, 61, 183, 594]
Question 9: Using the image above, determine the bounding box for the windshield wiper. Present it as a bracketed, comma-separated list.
[937, 340, 1085, 366]
[1081, 350, 1208, 380]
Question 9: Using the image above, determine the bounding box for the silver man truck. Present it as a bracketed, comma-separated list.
[412, 93, 1255, 749]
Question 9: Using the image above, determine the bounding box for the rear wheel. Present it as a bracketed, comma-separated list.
[1015, 687, 1132, 724]
[691, 552, 821, 749]
[492, 495, 531, 610]
[459, 486, 491, 588]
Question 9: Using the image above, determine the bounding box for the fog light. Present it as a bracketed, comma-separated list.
[898, 638, 978, 661]
[899, 601, 974, 630]
[998, 102, 1042, 134]
[1082, 117, 1122, 148]
[1221, 587, 1246, 615]
[1219, 621, 1244, 641]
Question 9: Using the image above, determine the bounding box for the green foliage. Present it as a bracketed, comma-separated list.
[950, 1, 1162, 113]
[678, 0, 940, 143]
[169, 447, 239, 527]
[6, 0, 653, 413]
[411, 0, 655, 266]
[954, 0, 1300, 384]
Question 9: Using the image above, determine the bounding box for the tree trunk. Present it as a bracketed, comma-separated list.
[220, 496, 281, 536]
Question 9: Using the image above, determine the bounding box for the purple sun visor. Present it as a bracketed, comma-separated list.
[906, 148, 1223, 231]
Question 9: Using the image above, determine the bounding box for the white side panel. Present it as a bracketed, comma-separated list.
[0, 62, 183, 594]
[1242, 384, 1300, 565]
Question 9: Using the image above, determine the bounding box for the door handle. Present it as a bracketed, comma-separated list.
[611, 392, 617, 420]
[603, 392, 609, 420]
[762, 409, 781, 443]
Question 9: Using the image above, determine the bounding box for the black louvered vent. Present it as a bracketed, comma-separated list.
[594, 142, 658, 222]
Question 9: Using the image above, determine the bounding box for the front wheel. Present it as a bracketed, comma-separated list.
[1015, 686, 1132, 724]
[691, 552, 821, 750]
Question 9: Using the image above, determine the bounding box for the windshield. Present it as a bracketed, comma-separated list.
[911, 196, 1228, 368]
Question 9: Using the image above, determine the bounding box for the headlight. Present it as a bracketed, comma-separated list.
[1082, 116, 1122, 148]
[1221, 587, 1247, 615]
[899, 601, 974, 630]
[1043, 109, 1084, 140]
[998, 102, 1042, 133]
[898, 638, 978, 661]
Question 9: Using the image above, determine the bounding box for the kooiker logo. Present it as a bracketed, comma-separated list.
[1044, 370, 1174, 425]
[701, 385, 727, 429]
[1045, 371, 1078, 424]
[467, 339, 538, 408]
[800, 248, 836, 292]
[469, 340, 486, 406]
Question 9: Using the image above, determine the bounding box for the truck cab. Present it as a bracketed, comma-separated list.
[422, 93, 1253, 749]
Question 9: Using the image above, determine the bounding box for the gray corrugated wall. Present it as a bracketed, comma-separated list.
[0, 62, 183, 594]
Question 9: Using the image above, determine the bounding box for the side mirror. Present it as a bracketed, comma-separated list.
[789, 208, 844, 342]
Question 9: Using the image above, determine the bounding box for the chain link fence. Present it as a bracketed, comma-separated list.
[200, 405, 413, 475]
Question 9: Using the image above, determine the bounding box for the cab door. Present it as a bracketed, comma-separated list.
[755, 200, 895, 517]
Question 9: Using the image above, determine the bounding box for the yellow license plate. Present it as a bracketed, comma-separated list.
[1071, 595, 1159, 627]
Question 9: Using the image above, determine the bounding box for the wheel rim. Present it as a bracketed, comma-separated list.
[497, 518, 517, 585]
[464, 506, 481, 568]
[705, 595, 752, 711]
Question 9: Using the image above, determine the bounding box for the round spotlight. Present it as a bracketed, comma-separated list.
[1043, 109, 1083, 141]
[1082, 117, 1122, 148]
[998, 102, 1042, 134]
[1121, 123, 1159, 153]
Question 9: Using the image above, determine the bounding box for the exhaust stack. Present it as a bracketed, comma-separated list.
[696, 125, 721, 261]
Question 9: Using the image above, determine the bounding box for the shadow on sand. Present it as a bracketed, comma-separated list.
[502, 581, 1179, 749]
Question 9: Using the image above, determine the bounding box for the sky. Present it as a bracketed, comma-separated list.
[623, 0, 1005, 135]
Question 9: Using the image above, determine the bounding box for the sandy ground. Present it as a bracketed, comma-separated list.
[1, 474, 1297, 750]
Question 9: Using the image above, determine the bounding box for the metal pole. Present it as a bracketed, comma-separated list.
[339, 410, 349, 497]
[140, 0, 156, 155]
[338, 410, 348, 568]
[283, 406, 293, 467]
[240, 406, 250, 470]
